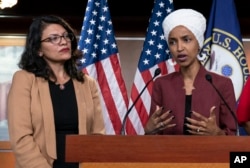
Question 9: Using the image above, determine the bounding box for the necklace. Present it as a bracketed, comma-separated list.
[52, 72, 69, 90]
[59, 84, 65, 90]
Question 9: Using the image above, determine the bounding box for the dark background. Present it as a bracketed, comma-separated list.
[0, 0, 250, 36]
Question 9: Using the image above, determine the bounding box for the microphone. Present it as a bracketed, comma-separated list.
[205, 74, 239, 136]
[120, 68, 161, 135]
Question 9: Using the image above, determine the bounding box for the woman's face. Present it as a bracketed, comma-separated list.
[39, 24, 72, 66]
[168, 25, 200, 68]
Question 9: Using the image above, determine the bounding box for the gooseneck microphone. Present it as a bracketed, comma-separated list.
[120, 68, 161, 135]
[205, 74, 239, 136]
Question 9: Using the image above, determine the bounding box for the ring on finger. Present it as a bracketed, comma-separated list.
[197, 127, 201, 133]
[160, 122, 164, 127]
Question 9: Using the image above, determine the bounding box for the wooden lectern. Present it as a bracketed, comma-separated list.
[65, 135, 250, 168]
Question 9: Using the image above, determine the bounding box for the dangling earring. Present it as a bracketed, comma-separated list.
[38, 52, 43, 57]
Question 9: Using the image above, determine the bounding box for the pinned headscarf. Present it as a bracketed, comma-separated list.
[162, 9, 206, 49]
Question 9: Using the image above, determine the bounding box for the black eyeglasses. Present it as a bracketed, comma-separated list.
[40, 33, 74, 44]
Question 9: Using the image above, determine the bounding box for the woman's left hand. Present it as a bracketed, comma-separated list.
[185, 106, 225, 135]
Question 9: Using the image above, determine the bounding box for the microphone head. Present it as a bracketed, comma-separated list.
[154, 68, 161, 77]
[205, 74, 212, 83]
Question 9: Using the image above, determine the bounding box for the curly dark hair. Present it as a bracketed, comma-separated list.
[18, 15, 84, 82]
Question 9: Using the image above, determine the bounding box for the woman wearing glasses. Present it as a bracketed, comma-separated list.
[7, 15, 105, 168]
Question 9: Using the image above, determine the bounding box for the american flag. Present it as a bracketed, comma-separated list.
[125, 0, 178, 135]
[77, 0, 129, 134]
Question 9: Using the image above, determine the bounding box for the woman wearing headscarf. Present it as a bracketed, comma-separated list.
[144, 9, 236, 135]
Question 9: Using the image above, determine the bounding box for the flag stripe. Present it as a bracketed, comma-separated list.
[109, 54, 129, 108]
[96, 60, 122, 130]
[85, 60, 120, 133]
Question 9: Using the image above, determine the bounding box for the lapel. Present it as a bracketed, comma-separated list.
[37, 77, 56, 159]
[73, 79, 87, 134]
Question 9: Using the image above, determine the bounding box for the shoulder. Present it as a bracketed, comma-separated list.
[74, 74, 98, 89]
[244, 76, 250, 87]
[208, 71, 232, 83]
[83, 74, 97, 85]
[155, 71, 180, 83]
[9, 70, 38, 96]
[12, 70, 36, 83]
[83, 74, 96, 82]
[205, 71, 234, 92]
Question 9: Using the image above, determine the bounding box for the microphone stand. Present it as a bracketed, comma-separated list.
[120, 68, 161, 135]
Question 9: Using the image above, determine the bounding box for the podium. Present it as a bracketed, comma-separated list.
[65, 135, 250, 168]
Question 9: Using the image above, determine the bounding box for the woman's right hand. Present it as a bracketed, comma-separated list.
[144, 106, 176, 134]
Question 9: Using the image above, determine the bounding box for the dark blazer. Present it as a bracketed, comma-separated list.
[150, 66, 236, 135]
[8, 70, 105, 168]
